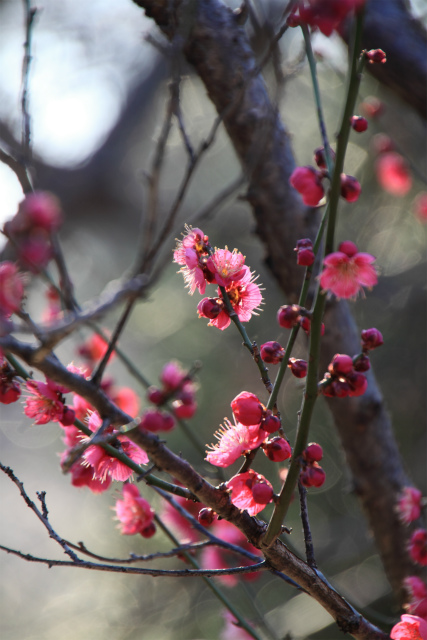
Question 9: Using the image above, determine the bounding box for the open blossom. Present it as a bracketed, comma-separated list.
[405, 577, 427, 619]
[398, 487, 423, 524]
[114, 484, 155, 537]
[319, 241, 378, 299]
[83, 411, 148, 482]
[200, 519, 262, 587]
[198, 265, 263, 330]
[173, 225, 210, 295]
[206, 419, 267, 468]
[390, 614, 427, 640]
[24, 378, 73, 425]
[206, 248, 246, 287]
[227, 470, 274, 516]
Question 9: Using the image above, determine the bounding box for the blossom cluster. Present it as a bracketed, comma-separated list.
[173, 226, 263, 330]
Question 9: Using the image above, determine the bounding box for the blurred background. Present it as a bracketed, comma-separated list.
[0, 0, 426, 638]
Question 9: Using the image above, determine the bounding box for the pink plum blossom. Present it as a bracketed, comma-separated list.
[206, 419, 267, 468]
[227, 470, 274, 516]
[404, 577, 427, 619]
[199, 266, 263, 330]
[173, 225, 210, 295]
[398, 487, 423, 524]
[390, 614, 427, 640]
[83, 411, 148, 482]
[114, 483, 155, 537]
[319, 241, 378, 299]
[24, 378, 71, 425]
[206, 248, 246, 287]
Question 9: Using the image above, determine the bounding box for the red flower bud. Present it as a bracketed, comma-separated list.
[353, 354, 371, 372]
[360, 96, 384, 119]
[297, 247, 315, 266]
[60, 406, 76, 426]
[198, 508, 216, 526]
[260, 341, 285, 364]
[231, 391, 263, 426]
[347, 372, 368, 397]
[139, 409, 175, 432]
[340, 174, 361, 203]
[197, 297, 222, 320]
[289, 166, 324, 206]
[140, 522, 156, 538]
[147, 386, 165, 405]
[262, 413, 281, 434]
[329, 353, 354, 376]
[0, 380, 21, 404]
[366, 49, 386, 64]
[303, 442, 323, 463]
[288, 358, 308, 378]
[350, 116, 368, 133]
[361, 328, 384, 350]
[277, 305, 301, 329]
[252, 481, 274, 505]
[300, 462, 326, 488]
[314, 146, 336, 170]
[263, 437, 292, 462]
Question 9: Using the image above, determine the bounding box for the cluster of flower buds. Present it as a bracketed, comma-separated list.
[146, 360, 197, 421]
[295, 238, 315, 266]
[320, 352, 369, 398]
[139, 364, 198, 433]
[174, 226, 263, 331]
[365, 49, 387, 64]
[0, 355, 21, 404]
[289, 158, 361, 207]
[300, 442, 326, 488]
[3, 191, 63, 273]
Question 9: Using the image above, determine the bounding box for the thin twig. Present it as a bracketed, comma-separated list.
[298, 480, 317, 568]
[21, 0, 37, 168]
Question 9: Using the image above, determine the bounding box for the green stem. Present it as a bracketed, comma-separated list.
[154, 515, 261, 640]
[263, 10, 366, 547]
[301, 23, 334, 178]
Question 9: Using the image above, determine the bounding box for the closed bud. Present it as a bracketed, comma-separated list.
[361, 328, 384, 350]
[300, 462, 326, 488]
[347, 372, 368, 397]
[314, 146, 336, 170]
[60, 406, 76, 426]
[252, 481, 274, 505]
[197, 297, 222, 320]
[262, 413, 281, 434]
[140, 522, 156, 538]
[340, 174, 361, 203]
[147, 386, 165, 405]
[231, 391, 263, 426]
[329, 353, 354, 376]
[288, 358, 308, 378]
[303, 442, 323, 463]
[297, 247, 315, 266]
[353, 354, 371, 372]
[366, 49, 386, 64]
[198, 508, 216, 526]
[277, 305, 301, 329]
[350, 116, 368, 133]
[260, 341, 285, 364]
[263, 437, 292, 462]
